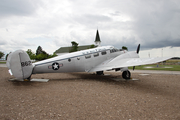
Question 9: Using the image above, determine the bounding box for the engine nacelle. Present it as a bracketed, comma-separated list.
[6, 50, 33, 81]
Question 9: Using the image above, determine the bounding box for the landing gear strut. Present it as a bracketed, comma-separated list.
[122, 70, 131, 79]
[24, 75, 31, 81]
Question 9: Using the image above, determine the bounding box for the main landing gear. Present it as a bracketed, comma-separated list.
[122, 70, 131, 80]
[96, 70, 131, 80]
[96, 71, 104, 75]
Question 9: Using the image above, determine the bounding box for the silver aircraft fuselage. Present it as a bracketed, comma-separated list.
[32, 46, 127, 74]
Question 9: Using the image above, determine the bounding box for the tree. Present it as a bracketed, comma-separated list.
[26, 49, 36, 60]
[90, 44, 96, 48]
[36, 53, 49, 61]
[122, 46, 128, 51]
[70, 41, 79, 52]
[26, 47, 57, 61]
[0, 51, 4, 59]
[48, 52, 58, 58]
[35, 46, 49, 60]
[36, 46, 43, 55]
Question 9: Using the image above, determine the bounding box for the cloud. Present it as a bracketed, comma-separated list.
[0, 0, 42, 18]
[73, 14, 112, 25]
[0, 37, 8, 45]
[0, 0, 180, 56]
[129, 0, 180, 49]
[0, 38, 35, 54]
[89, 0, 180, 49]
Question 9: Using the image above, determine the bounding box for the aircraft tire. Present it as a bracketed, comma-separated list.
[96, 71, 104, 75]
[122, 70, 131, 79]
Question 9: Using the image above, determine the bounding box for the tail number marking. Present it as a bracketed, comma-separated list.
[21, 61, 32, 67]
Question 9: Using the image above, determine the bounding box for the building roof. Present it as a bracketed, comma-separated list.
[55, 30, 100, 54]
[95, 30, 101, 42]
[55, 45, 96, 54]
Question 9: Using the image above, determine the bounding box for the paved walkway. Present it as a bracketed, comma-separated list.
[0, 64, 7, 67]
[130, 70, 180, 75]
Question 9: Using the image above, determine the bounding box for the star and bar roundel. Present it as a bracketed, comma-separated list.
[48, 62, 63, 70]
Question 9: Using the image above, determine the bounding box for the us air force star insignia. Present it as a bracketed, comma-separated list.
[52, 62, 59, 70]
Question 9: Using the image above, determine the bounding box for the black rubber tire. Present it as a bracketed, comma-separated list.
[122, 70, 131, 79]
[96, 71, 104, 75]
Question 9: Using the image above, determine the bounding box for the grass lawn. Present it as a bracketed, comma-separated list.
[129, 65, 180, 71]
[0, 62, 6, 64]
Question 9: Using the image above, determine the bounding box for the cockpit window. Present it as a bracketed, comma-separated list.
[110, 48, 119, 53]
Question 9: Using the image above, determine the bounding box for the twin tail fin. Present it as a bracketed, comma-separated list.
[6, 50, 33, 81]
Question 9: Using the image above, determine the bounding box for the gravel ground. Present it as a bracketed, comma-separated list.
[0, 67, 180, 120]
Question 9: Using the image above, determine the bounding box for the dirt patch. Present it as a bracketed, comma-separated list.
[0, 67, 180, 119]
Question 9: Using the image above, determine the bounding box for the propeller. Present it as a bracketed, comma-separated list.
[133, 66, 136, 70]
[133, 44, 140, 70]
[137, 44, 140, 54]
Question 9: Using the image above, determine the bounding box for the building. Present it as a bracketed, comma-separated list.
[94, 29, 101, 46]
[54, 45, 95, 56]
[54, 30, 101, 56]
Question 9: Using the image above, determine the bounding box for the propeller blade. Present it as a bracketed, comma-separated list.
[133, 44, 140, 71]
[133, 66, 135, 71]
[137, 44, 140, 54]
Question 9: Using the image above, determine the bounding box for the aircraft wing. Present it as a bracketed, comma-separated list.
[88, 56, 172, 72]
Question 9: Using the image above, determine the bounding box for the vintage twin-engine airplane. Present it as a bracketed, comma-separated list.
[7, 44, 171, 81]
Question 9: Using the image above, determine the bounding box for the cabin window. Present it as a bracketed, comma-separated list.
[101, 51, 107, 55]
[85, 54, 91, 59]
[93, 53, 99, 57]
[68, 58, 71, 62]
[77, 57, 80, 60]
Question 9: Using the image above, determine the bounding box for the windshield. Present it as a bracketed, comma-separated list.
[110, 47, 119, 53]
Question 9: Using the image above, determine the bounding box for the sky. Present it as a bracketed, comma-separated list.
[0, 0, 180, 58]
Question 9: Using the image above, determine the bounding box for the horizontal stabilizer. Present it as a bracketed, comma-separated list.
[9, 78, 49, 82]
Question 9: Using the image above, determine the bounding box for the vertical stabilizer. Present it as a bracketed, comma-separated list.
[6, 50, 33, 81]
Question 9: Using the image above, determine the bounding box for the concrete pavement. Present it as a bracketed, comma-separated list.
[130, 69, 180, 75]
[0, 64, 7, 67]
